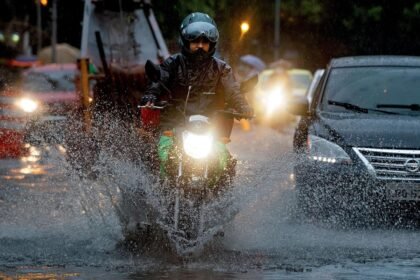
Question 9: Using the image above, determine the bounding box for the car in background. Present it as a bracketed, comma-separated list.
[0, 93, 28, 157]
[287, 68, 313, 98]
[7, 63, 82, 144]
[0, 62, 31, 157]
[290, 56, 420, 224]
[251, 68, 295, 129]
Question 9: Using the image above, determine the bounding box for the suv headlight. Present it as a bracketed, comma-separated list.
[307, 135, 351, 164]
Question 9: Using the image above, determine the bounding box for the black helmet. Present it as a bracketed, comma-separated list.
[179, 12, 219, 58]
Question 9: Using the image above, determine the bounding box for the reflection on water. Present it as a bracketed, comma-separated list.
[0, 126, 420, 279]
[15, 166, 49, 175]
[2, 175, 25, 180]
[1, 145, 67, 180]
[130, 270, 261, 280]
[0, 271, 79, 280]
[9, 146, 47, 177]
[21, 145, 41, 164]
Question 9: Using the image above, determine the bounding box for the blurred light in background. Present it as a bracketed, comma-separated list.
[11, 33, 20, 43]
[240, 21, 250, 34]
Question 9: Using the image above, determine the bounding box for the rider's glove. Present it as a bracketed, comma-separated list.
[239, 105, 254, 119]
[140, 94, 158, 106]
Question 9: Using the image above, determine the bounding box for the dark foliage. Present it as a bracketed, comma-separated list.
[1, 0, 420, 69]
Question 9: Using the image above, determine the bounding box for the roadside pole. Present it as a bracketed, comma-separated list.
[51, 0, 57, 63]
[36, 0, 42, 53]
[79, 0, 93, 132]
[274, 0, 280, 60]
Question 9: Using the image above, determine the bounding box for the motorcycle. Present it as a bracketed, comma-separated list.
[124, 60, 257, 255]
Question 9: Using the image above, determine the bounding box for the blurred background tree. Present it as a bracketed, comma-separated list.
[2, 0, 420, 70]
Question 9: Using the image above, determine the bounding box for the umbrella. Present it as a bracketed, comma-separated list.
[269, 59, 293, 69]
[38, 43, 80, 64]
[239, 54, 266, 72]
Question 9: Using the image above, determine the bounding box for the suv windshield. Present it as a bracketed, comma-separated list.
[321, 66, 420, 115]
[21, 71, 75, 93]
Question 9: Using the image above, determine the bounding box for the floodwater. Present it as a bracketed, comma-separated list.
[0, 123, 420, 279]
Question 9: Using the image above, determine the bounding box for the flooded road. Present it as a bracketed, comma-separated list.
[0, 123, 420, 279]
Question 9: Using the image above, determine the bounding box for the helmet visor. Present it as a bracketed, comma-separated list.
[182, 22, 219, 43]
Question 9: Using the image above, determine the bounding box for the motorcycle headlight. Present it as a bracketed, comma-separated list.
[16, 98, 38, 113]
[307, 135, 351, 164]
[182, 131, 214, 159]
[263, 87, 285, 114]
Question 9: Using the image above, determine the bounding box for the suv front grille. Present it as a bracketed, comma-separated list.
[353, 148, 420, 181]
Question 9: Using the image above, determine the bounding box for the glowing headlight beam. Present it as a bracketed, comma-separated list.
[16, 98, 38, 113]
[263, 87, 285, 114]
[183, 132, 214, 159]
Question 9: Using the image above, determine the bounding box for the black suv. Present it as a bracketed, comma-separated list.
[291, 56, 420, 221]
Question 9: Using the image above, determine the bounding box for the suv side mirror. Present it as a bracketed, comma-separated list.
[145, 60, 161, 82]
[288, 96, 309, 116]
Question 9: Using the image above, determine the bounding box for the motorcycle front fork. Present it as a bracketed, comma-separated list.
[173, 189, 204, 234]
[176, 156, 209, 179]
[173, 157, 207, 232]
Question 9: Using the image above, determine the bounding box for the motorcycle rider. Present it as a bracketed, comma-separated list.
[141, 12, 254, 176]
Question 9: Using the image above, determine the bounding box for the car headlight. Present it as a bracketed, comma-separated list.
[16, 98, 38, 113]
[182, 131, 214, 159]
[263, 87, 285, 114]
[307, 135, 351, 164]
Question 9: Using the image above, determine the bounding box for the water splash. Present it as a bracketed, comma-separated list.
[4, 118, 420, 278]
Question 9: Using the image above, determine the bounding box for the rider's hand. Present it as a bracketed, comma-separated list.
[140, 94, 158, 106]
[239, 105, 254, 119]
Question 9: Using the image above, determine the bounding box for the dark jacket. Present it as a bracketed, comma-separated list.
[145, 53, 249, 129]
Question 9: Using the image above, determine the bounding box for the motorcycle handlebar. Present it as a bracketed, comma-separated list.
[138, 102, 168, 110]
[138, 105, 166, 110]
[215, 110, 255, 120]
[139, 105, 254, 119]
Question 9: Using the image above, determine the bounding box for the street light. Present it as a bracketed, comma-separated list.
[240, 21, 250, 35]
[11, 33, 20, 44]
[40, 0, 48, 6]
